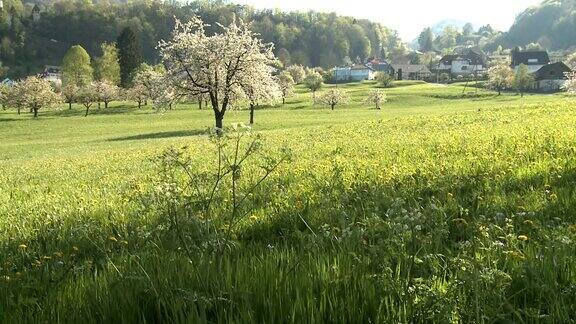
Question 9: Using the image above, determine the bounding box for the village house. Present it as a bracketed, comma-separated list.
[533, 62, 572, 92]
[511, 49, 550, 73]
[332, 64, 376, 82]
[437, 48, 488, 77]
[40, 65, 62, 86]
[390, 64, 431, 81]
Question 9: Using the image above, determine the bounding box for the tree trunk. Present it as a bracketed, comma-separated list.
[249, 103, 255, 125]
[498, 89, 501, 96]
[282, 97, 285, 105]
[17, 107, 21, 115]
[138, 101, 142, 109]
[169, 103, 173, 110]
[215, 112, 224, 131]
[331, 103, 335, 110]
[33, 108, 38, 118]
[85, 105, 90, 117]
[98, 102, 101, 109]
[198, 100, 202, 110]
[105, 101, 109, 109]
[69, 102, 72, 110]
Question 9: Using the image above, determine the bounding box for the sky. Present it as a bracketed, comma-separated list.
[231, 0, 543, 41]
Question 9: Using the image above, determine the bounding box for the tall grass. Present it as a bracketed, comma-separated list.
[1, 83, 575, 322]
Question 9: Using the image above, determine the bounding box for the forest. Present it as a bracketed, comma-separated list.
[0, 0, 407, 78]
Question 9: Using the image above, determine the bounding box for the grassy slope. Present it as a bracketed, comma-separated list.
[1, 82, 576, 322]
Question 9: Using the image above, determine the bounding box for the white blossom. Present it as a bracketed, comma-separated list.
[159, 16, 278, 129]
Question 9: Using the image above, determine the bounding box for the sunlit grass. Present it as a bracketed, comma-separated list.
[1, 82, 575, 322]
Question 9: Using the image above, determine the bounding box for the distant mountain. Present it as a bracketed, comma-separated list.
[430, 19, 475, 35]
[504, 0, 576, 50]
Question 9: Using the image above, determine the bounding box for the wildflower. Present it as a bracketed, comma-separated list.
[250, 215, 258, 221]
[18, 244, 27, 251]
[523, 220, 534, 226]
[518, 235, 529, 242]
[109, 236, 118, 242]
[121, 240, 128, 245]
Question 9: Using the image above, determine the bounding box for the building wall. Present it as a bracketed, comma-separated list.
[451, 60, 484, 76]
[350, 70, 374, 81]
[537, 79, 566, 92]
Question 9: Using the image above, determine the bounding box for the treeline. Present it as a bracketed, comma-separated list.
[0, 0, 407, 78]
[505, 0, 576, 50]
[417, 24, 502, 54]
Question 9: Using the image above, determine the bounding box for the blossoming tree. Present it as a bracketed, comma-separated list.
[158, 17, 277, 130]
[563, 71, 576, 94]
[277, 71, 295, 105]
[94, 81, 119, 109]
[318, 88, 350, 110]
[488, 63, 514, 95]
[7, 76, 60, 117]
[132, 64, 177, 111]
[243, 75, 281, 125]
[364, 89, 387, 110]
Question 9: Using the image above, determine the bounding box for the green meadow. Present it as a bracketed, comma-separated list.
[1, 81, 576, 322]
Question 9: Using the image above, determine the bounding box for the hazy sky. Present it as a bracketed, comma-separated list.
[231, 0, 542, 40]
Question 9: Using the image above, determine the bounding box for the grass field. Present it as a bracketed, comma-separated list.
[1, 81, 576, 322]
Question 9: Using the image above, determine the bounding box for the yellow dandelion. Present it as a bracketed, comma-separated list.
[518, 235, 529, 242]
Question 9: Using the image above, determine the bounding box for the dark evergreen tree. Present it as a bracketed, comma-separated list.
[418, 28, 434, 52]
[117, 27, 142, 87]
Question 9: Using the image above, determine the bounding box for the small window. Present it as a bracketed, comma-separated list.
[528, 58, 538, 63]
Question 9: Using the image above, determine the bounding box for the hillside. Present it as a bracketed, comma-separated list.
[0, 0, 407, 78]
[505, 0, 576, 50]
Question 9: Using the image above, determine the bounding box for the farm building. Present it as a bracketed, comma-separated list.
[437, 48, 488, 77]
[332, 64, 376, 82]
[534, 62, 572, 92]
[511, 49, 550, 73]
[390, 64, 431, 80]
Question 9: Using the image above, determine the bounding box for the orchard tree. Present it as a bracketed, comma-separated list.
[7, 76, 60, 118]
[94, 42, 121, 85]
[318, 88, 350, 110]
[487, 63, 514, 95]
[513, 64, 534, 97]
[61, 84, 78, 109]
[277, 71, 295, 104]
[303, 71, 323, 103]
[364, 89, 387, 109]
[159, 17, 278, 130]
[77, 84, 99, 117]
[243, 76, 281, 124]
[62, 45, 93, 87]
[286, 65, 306, 84]
[94, 81, 119, 108]
[117, 26, 142, 87]
[376, 72, 394, 88]
[0, 83, 9, 110]
[133, 63, 177, 111]
[563, 71, 576, 94]
[566, 53, 576, 70]
[127, 84, 149, 108]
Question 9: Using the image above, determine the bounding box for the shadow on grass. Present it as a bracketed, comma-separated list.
[52, 105, 144, 117]
[0, 116, 19, 122]
[109, 129, 207, 141]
